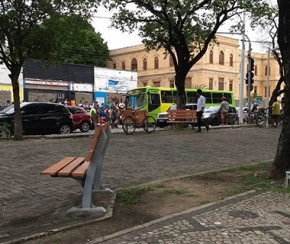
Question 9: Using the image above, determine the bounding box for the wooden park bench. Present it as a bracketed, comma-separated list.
[41, 123, 112, 214]
[167, 110, 197, 129]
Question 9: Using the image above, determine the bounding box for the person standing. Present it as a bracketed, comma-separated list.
[70, 98, 76, 107]
[90, 106, 97, 130]
[220, 96, 229, 125]
[271, 98, 280, 126]
[196, 89, 209, 132]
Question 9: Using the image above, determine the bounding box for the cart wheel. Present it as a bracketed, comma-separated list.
[122, 116, 136, 135]
[143, 116, 156, 133]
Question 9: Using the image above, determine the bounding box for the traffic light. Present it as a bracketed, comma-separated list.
[247, 84, 253, 92]
[245, 71, 254, 84]
[245, 57, 255, 85]
[250, 57, 254, 72]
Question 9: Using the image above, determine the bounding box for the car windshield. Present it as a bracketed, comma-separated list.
[169, 105, 177, 110]
[204, 106, 220, 113]
[0, 103, 32, 114]
[0, 105, 15, 114]
[126, 92, 146, 110]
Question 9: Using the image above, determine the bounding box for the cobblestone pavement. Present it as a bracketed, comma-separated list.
[98, 191, 290, 244]
[0, 127, 281, 242]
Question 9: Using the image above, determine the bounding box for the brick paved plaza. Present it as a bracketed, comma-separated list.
[0, 127, 284, 242]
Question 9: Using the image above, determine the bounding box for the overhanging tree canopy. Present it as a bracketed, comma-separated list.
[104, 0, 271, 109]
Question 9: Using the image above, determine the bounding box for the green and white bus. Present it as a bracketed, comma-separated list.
[126, 87, 236, 119]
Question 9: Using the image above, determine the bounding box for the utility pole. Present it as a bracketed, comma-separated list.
[266, 47, 271, 126]
[239, 14, 246, 124]
[247, 41, 252, 112]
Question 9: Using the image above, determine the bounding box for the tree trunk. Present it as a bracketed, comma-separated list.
[271, 0, 290, 178]
[9, 65, 23, 141]
[271, 88, 290, 177]
[175, 69, 187, 110]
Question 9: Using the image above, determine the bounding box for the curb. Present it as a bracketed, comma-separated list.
[87, 190, 258, 243]
[0, 124, 257, 141]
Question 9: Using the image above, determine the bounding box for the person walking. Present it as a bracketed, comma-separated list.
[220, 96, 229, 125]
[196, 89, 209, 132]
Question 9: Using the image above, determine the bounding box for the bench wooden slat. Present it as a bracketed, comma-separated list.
[41, 157, 76, 176]
[42, 123, 110, 179]
[57, 157, 86, 176]
[86, 126, 102, 162]
[167, 110, 197, 123]
[71, 160, 90, 177]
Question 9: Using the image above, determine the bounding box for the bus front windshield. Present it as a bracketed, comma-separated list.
[126, 90, 146, 110]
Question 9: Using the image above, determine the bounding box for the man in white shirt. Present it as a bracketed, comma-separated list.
[196, 89, 209, 132]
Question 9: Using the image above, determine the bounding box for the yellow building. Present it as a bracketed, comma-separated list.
[107, 35, 280, 104]
[0, 64, 23, 104]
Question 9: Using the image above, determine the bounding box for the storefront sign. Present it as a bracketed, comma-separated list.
[25, 79, 69, 87]
[72, 83, 93, 92]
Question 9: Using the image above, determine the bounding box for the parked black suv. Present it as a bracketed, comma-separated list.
[0, 102, 74, 135]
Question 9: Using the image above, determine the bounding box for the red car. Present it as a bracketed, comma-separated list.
[67, 106, 92, 132]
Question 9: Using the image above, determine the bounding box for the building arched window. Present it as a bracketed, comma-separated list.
[265, 65, 271, 75]
[143, 58, 147, 71]
[131, 58, 138, 71]
[113, 63, 117, 69]
[154, 57, 159, 69]
[209, 50, 213, 64]
[229, 54, 233, 67]
[122, 62, 126, 70]
[219, 51, 224, 65]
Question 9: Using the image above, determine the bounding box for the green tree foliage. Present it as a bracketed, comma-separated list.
[30, 15, 110, 66]
[104, 0, 271, 109]
[0, 0, 96, 140]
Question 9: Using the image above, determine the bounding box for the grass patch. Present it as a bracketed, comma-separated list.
[116, 189, 141, 205]
[241, 173, 290, 193]
[222, 162, 269, 173]
[154, 183, 167, 189]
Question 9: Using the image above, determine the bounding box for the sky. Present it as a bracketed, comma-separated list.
[91, 3, 275, 53]
[92, 7, 142, 50]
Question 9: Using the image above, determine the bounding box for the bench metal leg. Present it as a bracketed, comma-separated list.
[93, 128, 112, 192]
[68, 130, 108, 214]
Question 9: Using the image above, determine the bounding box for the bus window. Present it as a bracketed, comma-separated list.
[212, 93, 222, 104]
[186, 91, 197, 103]
[172, 91, 177, 103]
[161, 91, 173, 103]
[203, 92, 212, 104]
[223, 93, 232, 104]
[128, 92, 146, 109]
[148, 93, 161, 112]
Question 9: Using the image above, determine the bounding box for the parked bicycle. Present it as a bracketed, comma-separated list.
[255, 108, 282, 128]
[122, 110, 156, 135]
[0, 125, 11, 138]
[243, 111, 264, 125]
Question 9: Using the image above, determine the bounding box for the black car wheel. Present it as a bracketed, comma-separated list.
[212, 117, 220, 126]
[59, 124, 71, 134]
[80, 121, 90, 132]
